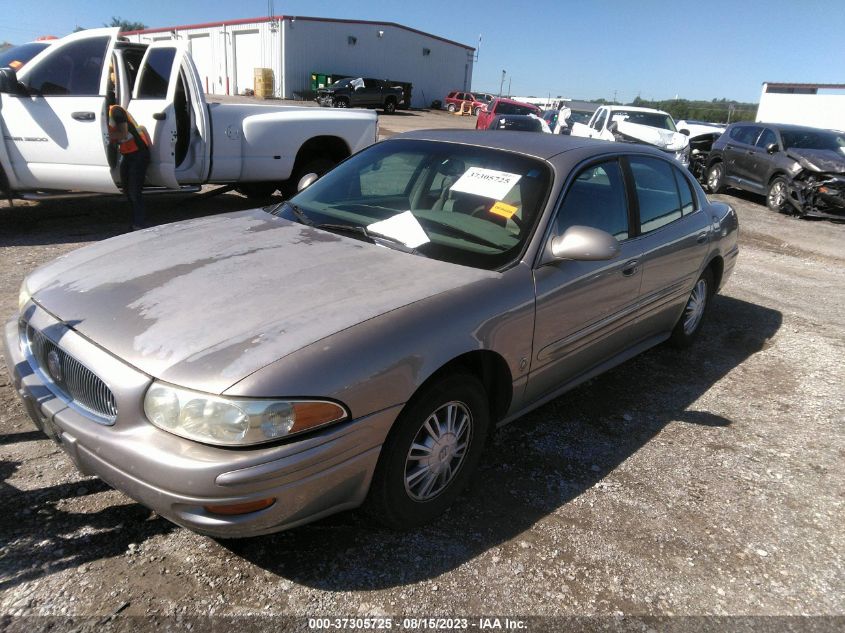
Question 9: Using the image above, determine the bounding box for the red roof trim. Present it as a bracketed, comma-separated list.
[123, 15, 475, 51]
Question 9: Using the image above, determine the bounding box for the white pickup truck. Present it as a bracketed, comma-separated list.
[0, 28, 378, 200]
[570, 105, 690, 167]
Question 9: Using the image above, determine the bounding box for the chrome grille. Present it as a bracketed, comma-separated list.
[26, 325, 118, 423]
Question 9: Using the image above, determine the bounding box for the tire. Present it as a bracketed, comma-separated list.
[473, 106, 481, 116]
[706, 163, 725, 194]
[383, 99, 396, 114]
[668, 269, 714, 348]
[447, 103, 456, 113]
[235, 182, 277, 199]
[365, 372, 490, 529]
[766, 176, 790, 213]
[281, 156, 338, 198]
[333, 98, 348, 108]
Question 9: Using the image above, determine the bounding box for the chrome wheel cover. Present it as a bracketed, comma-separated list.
[404, 401, 472, 502]
[768, 180, 786, 208]
[707, 165, 722, 191]
[683, 279, 708, 336]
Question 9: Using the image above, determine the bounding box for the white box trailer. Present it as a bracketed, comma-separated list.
[756, 82, 845, 131]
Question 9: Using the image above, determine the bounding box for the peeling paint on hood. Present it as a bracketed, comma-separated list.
[27, 210, 497, 394]
[615, 120, 689, 152]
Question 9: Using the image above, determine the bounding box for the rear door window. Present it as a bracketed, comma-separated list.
[756, 128, 778, 149]
[629, 157, 684, 233]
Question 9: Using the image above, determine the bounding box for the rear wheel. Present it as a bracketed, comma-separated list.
[767, 176, 790, 213]
[669, 269, 714, 348]
[383, 99, 396, 114]
[281, 156, 338, 198]
[707, 163, 725, 194]
[366, 373, 490, 529]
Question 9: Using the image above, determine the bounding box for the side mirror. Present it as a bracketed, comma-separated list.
[0, 67, 26, 95]
[547, 225, 620, 262]
[297, 172, 319, 192]
[766, 142, 778, 154]
[679, 129, 690, 136]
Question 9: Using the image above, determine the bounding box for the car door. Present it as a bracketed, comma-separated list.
[626, 155, 711, 336]
[3, 28, 121, 193]
[748, 127, 779, 190]
[724, 124, 762, 187]
[128, 41, 209, 188]
[526, 158, 643, 402]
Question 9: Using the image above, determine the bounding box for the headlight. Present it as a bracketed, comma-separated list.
[18, 279, 32, 313]
[143, 381, 348, 447]
[675, 146, 691, 167]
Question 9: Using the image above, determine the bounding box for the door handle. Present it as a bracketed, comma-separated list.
[696, 231, 709, 244]
[153, 112, 166, 120]
[622, 259, 639, 276]
[71, 111, 95, 121]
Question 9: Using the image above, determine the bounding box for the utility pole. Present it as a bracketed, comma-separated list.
[507, 77, 511, 97]
[727, 103, 734, 123]
[613, 90, 617, 104]
[499, 70, 506, 97]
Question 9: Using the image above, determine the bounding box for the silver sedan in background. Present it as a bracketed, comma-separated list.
[5, 131, 738, 537]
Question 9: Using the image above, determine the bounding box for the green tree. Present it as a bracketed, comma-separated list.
[104, 17, 146, 32]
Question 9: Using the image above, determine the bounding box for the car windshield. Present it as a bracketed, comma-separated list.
[781, 130, 845, 151]
[274, 139, 551, 271]
[0, 42, 50, 68]
[612, 110, 676, 131]
[568, 111, 592, 125]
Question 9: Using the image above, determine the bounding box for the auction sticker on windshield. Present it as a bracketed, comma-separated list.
[489, 201, 518, 219]
[451, 167, 521, 199]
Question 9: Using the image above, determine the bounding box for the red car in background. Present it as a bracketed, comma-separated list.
[476, 97, 542, 130]
[444, 91, 493, 115]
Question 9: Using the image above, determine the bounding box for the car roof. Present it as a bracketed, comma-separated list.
[744, 122, 839, 135]
[604, 105, 671, 116]
[390, 128, 657, 161]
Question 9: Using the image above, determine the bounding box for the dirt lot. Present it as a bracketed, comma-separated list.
[0, 111, 843, 631]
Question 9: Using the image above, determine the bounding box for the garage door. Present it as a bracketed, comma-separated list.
[188, 34, 212, 94]
[233, 30, 260, 95]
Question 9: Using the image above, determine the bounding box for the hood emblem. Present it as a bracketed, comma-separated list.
[46, 350, 63, 383]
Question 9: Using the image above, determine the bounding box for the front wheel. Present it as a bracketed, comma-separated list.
[767, 176, 790, 213]
[473, 106, 481, 116]
[333, 98, 348, 108]
[446, 103, 456, 112]
[365, 373, 490, 529]
[707, 163, 725, 194]
[668, 269, 713, 348]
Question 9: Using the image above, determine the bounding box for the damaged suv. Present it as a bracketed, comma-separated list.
[706, 123, 845, 219]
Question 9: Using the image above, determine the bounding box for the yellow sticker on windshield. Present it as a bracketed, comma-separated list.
[490, 201, 518, 219]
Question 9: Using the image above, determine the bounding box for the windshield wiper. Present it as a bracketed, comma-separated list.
[316, 223, 419, 255]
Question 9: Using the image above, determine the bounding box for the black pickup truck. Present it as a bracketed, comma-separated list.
[316, 77, 405, 114]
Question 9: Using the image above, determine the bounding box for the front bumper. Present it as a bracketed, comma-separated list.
[3, 305, 398, 538]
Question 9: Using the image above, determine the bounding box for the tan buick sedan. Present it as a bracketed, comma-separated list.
[5, 131, 738, 536]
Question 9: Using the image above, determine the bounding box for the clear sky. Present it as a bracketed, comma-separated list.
[2, 0, 843, 103]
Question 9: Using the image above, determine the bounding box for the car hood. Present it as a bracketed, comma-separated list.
[27, 210, 497, 394]
[615, 120, 689, 151]
[785, 148, 845, 174]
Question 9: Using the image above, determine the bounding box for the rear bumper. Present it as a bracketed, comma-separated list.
[3, 307, 397, 538]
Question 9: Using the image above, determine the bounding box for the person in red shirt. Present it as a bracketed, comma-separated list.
[108, 105, 150, 230]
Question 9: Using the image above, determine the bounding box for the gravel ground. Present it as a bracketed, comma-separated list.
[0, 121, 842, 631]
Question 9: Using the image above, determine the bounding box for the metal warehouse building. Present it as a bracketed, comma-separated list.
[125, 15, 475, 108]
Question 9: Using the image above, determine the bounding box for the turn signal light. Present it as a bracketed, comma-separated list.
[204, 498, 276, 516]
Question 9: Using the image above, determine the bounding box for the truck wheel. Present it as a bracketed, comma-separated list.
[383, 99, 396, 114]
[706, 163, 725, 194]
[236, 182, 278, 199]
[282, 156, 338, 198]
[333, 98, 348, 108]
[365, 372, 490, 529]
[447, 103, 456, 112]
[766, 176, 790, 213]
